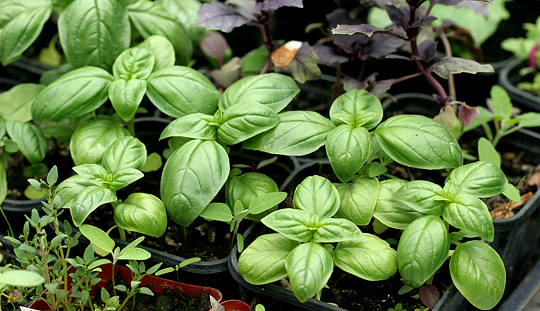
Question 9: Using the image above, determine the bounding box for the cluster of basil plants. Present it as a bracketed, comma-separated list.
[238, 89, 511, 310]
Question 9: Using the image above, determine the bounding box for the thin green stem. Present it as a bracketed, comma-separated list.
[127, 119, 135, 136]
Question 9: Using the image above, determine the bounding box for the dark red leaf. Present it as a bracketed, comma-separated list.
[197, 1, 249, 33]
[255, 0, 303, 10]
[200, 32, 229, 66]
[419, 284, 440, 309]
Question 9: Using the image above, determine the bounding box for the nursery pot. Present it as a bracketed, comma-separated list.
[27, 263, 223, 311]
[382, 93, 540, 308]
[499, 58, 540, 112]
[497, 252, 540, 311]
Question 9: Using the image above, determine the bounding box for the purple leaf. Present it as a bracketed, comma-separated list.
[200, 32, 229, 66]
[366, 34, 403, 59]
[370, 79, 395, 98]
[332, 24, 389, 37]
[430, 0, 462, 5]
[313, 45, 349, 66]
[419, 284, 440, 309]
[411, 15, 438, 28]
[418, 39, 437, 61]
[385, 5, 409, 29]
[458, 103, 479, 127]
[327, 9, 364, 54]
[430, 57, 494, 78]
[197, 1, 249, 33]
[274, 42, 321, 83]
[343, 75, 366, 91]
[385, 54, 412, 61]
[256, 0, 303, 10]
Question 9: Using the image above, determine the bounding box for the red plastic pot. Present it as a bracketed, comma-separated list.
[219, 300, 250, 311]
[28, 263, 222, 310]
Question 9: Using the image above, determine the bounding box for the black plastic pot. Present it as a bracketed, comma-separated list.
[0, 57, 54, 84]
[497, 253, 540, 311]
[499, 58, 540, 112]
[382, 93, 540, 309]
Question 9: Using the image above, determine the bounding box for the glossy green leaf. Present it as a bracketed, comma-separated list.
[394, 181, 446, 216]
[0, 83, 45, 121]
[286, 242, 333, 303]
[238, 233, 300, 285]
[397, 216, 450, 288]
[334, 234, 397, 281]
[443, 193, 494, 241]
[160, 113, 217, 141]
[226, 172, 280, 221]
[218, 103, 279, 146]
[109, 168, 144, 191]
[158, 0, 208, 45]
[261, 209, 314, 242]
[79, 224, 115, 253]
[6, 120, 47, 163]
[70, 119, 130, 165]
[136, 35, 175, 71]
[489, 85, 513, 120]
[109, 79, 147, 122]
[374, 115, 462, 169]
[326, 125, 372, 182]
[127, 0, 192, 65]
[161, 139, 229, 226]
[219, 73, 300, 113]
[444, 161, 507, 198]
[503, 183, 521, 203]
[200, 203, 233, 222]
[0, 270, 45, 287]
[113, 47, 155, 80]
[335, 176, 379, 226]
[70, 186, 117, 226]
[32, 67, 114, 123]
[294, 175, 340, 219]
[243, 111, 335, 156]
[102, 136, 147, 173]
[329, 89, 383, 129]
[0, 0, 52, 65]
[314, 218, 362, 242]
[115, 193, 167, 237]
[58, 0, 130, 70]
[147, 66, 220, 118]
[72, 164, 109, 188]
[450, 241, 506, 310]
[57, 175, 95, 210]
[248, 192, 287, 215]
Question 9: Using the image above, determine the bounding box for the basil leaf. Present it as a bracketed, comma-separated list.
[58, 0, 130, 70]
[200, 203, 233, 222]
[160, 113, 217, 141]
[329, 89, 383, 129]
[114, 193, 167, 237]
[109, 168, 144, 191]
[294, 175, 339, 219]
[335, 176, 379, 226]
[443, 193, 494, 241]
[397, 216, 450, 288]
[314, 218, 362, 242]
[161, 139, 229, 226]
[326, 125, 372, 183]
[373, 179, 425, 229]
[57, 175, 95, 210]
[238, 233, 300, 285]
[113, 47, 155, 80]
[109, 79, 147, 122]
[218, 103, 279, 146]
[444, 161, 507, 198]
[136, 35, 175, 72]
[32, 67, 114, 123]
[334, 234, 397, 281]
[285, 242, 333, 303]
[158, 0, 208, 45]
[248, 192, 288, 215]
[394, 180, 446, 216]
[127, 0, 192, 66]
[5, 120, 47, 163]
[243, 111, 335, 156]
[226, 172, 280, 221]
[70, 119, 130, 165]
[102, 136, 147, 174]
[70, 186, 117, 226]
[450, 241, 506, 310]
[374, 115, 462, 169]
[0, 0, 52, 65]
[219, 73, 300, 113]
[261, 209, 314, 242]
[72, 164, 109, 188]
[147, 66, 220, 118]
[0, 83, 45, 122]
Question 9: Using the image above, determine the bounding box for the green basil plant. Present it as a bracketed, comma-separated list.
[239, 89, 511, 310]
[57, 117, 167, 238]
[158, 72, 300, 227]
